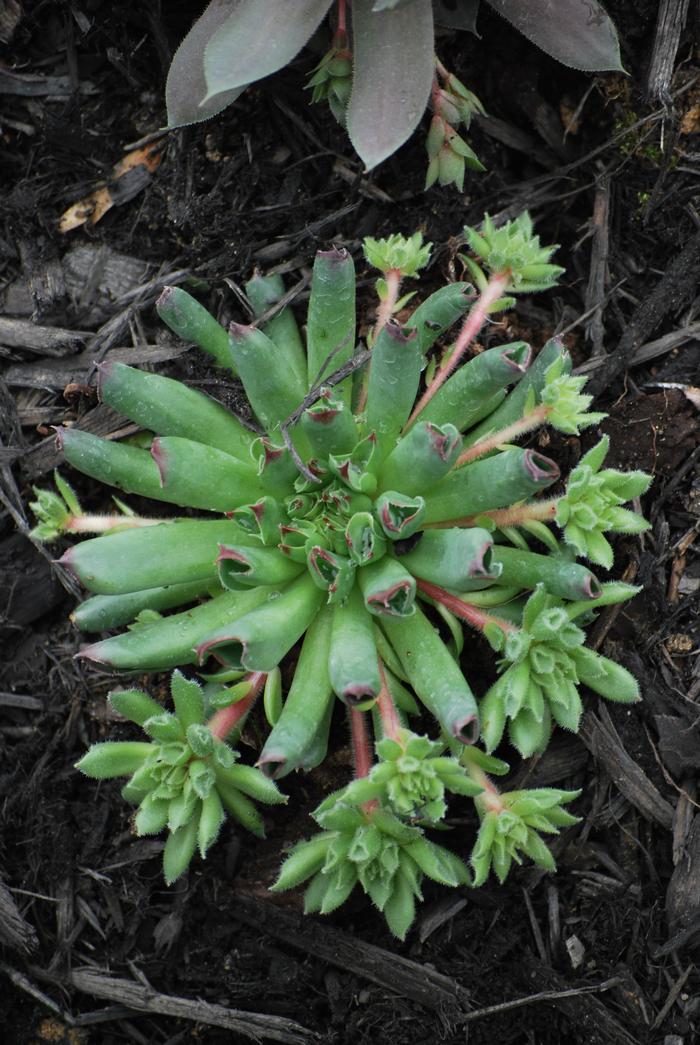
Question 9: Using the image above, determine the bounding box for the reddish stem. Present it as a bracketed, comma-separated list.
[453, 404, 550, 469]
[356, 268, 402, 413]
[208, 672, 266, 741]
[404, 271, 510, 431]
[350, 708, 378, 816]
[376, 660, 401, 742]
[462, 750, 505, 814]
[430, 73, 442, 114]
[337, 0, 347, 34]
[484, 498, 560, 528]
[373, 268, 402, 340]
[416, 578, 518, 635]
[349, 707, 374, 779]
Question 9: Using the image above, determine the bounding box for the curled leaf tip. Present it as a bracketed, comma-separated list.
[525, 450, 559, 482]
[454, 714, 480, 745]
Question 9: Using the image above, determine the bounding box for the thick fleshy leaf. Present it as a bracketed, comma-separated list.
[198, 789, 226, 857]
[382, 869, 417, 940]
[401, 527, 496, 592]
[347, 0, 434, 169]
[271, 835, 331, 891]
[217, 782, 265, 836]
[156, 287, 234, 370]
[365, 323, 423, 462]
[306, 248, 357, 404]
[228, 323, 308, 435]
[72, 579, 218, 633]
[373, 0, 416, 8]
[492, 546, 601, 602]
[163, 818, 198, 884]
[109, 689, 163, 727]
[421, 341, 531, 433]
[258, 606, 334, 779]
[382, 606, 479, 742]
[166, 1, 247, 127]
[79, 588, 272, 672]
[329, 586, 381, 705]
[62, 519, 250, 596]
[574, 648, 640, 703]
[245, 272, 308, 389]
[484, 0, 623, 72]
[76, 742, 153, 780]
[217, 763, 286, 805]
[424, 448, 559, 524]
[204, 0, 334, 99]
[99, 362, 253, 461]
[405, 284, 473, 356]
[378, 421, 462, 496]
[135, 795, 170, 836]
[171, 671, 205, 730]
[463, 339, 569, 447]
[195, 572, 324, 671]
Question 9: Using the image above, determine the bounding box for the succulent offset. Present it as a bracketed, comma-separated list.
[166, 0, 622, 189]
[32, 214, 650, 939]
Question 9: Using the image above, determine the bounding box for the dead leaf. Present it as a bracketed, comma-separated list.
[665, 633, 694, 655]
[680, 104, 700, 135]
[59, 140, 164, 233]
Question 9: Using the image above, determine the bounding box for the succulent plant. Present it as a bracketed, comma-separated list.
[32, 214, 650, 938]
[272, 785, 472, 940]
[166, 0, 622, 188]
[77, 672, 285, 883]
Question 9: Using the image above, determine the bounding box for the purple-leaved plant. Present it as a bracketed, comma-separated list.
[166, 0, 623, 189]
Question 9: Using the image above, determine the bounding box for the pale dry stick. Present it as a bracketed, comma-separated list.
[279, 339, 370, 483]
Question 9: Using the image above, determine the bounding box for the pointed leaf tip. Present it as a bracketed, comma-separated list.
[484, 0, 623, 73]
[347, 0, 434, 169]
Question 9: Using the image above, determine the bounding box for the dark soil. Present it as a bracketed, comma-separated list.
[1, 2, 700, 1043]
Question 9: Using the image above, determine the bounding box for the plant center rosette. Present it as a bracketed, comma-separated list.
[31, 216, 651, 939]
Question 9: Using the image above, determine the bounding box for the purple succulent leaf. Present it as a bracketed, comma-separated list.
[203, 0, 335, 100]
[347, 0, 435, 169]
[484, 0, 623, 72]
[166, 0, 247, 127]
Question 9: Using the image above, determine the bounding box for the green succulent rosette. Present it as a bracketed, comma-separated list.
[537, 355, 607, 435]
[471, 788, 581, 885]
[76, 672, 285, 883]
[557, 435, 652, 568]
[463, 212, 565, 295]
[363, 231, 432, 278]
[480, 585, 641, 757]
[22, 214, 650, 935]
[272, 795, 470, 940]
[369, 729, 482, 822]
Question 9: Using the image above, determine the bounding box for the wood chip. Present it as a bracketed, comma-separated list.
[4, 340, 191, 391]
[0, 880, 38, 954]
[63, 968, 316, 1044]
[232, 893, 471, 1014]
[0, 317, 87, 357]
[666, 815, 700, 932]
[17, 404, 138, 480]
[580, 706, 675, 830]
